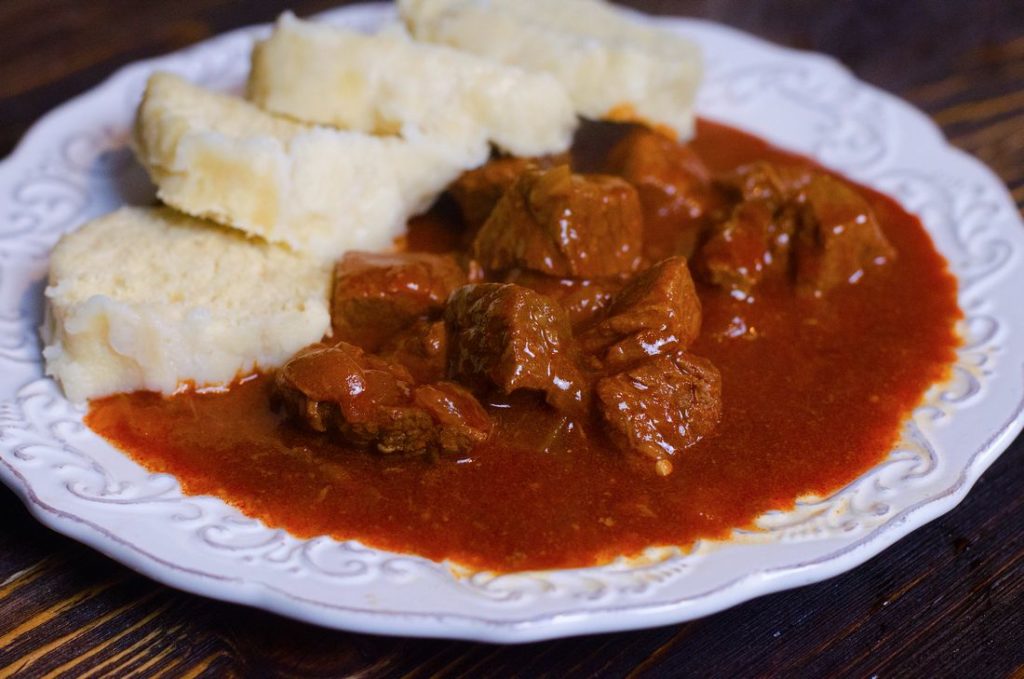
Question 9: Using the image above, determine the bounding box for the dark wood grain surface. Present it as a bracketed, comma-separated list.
[2, 1, 1023, 676]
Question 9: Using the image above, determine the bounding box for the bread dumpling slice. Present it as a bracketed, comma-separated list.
[248, 13, 577, 158]
[133, 73, 475, 261]
[400, 0, 702, 140]
[42, 207, 331, 402]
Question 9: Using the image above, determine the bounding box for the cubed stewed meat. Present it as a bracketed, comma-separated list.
[274, 342, 490, 455]
[607, 130, 713, 208]
[793, 174, 897, 295]
[411, 382, 494, 455]
[472, 166, 644, 278]
[504, 269, 623, 330]
[697, 199, 795, 293]
[332, 251, 467, 351]
[596, 352, 722, 476]
[582, 257, 702, 371]
[720, 161, 813, 206]
[606, 128, 717, 259]
[449, 154, 568, 229]
[378, 320, 448, 384]
[700, 163, 895, 296]
[696, 162, 807, 293]
[444, 283, 586, 412]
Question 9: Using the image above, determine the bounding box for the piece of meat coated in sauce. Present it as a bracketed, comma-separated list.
[697, 199, 795, 293]
[274, 342, 490, 455]
[444, 283, 586, 412]
[378, 320, 448, 384]
[331, 251, 467, 352]
[699, 162, 895, 295]
[694, 162, 807, 293]
[596, 352, 722, 476]
[448, 153, 569, 230]
[582, 256, 702, 371]
[504, 269, 623, 330]
[472, 165, 644, 278]
[606, 128, 718, 259]
[720, 161, 812, 206]
[793, 174, 896, 295]
[411, 382, 494, 455]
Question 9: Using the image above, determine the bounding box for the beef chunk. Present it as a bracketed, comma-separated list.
[472, 165, 644, 278]
[444, 283, 585, 412]
[793, 175, 896, 295]
[582, 257, 701, 370]
[412, 382, 494, 455]
[275, 342, 413, 428]
[704, 164, 895, 296]
[596, 353, 721, 475]
[275, 342, 490, 455]
[275, 342, 415, 448]
[504, 269, 623, 330]
[379, 320, 448, 383]
[606, 128, 717, 259]
[487, 391, 590, 455]
[332, 251, 467, 351]
[697, 199, 796, 293]
[720, 161, 813, 205]
[607, 129, 713, 207]
[449, 154, 568, 229]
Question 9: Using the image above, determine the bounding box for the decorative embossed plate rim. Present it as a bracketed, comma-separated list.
[1, 3, 1022, 643]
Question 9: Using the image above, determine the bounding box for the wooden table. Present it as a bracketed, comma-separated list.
[2, 1, 1023, 675]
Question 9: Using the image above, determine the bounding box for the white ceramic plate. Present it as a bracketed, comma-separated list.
[1, 4, 1022, 643]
